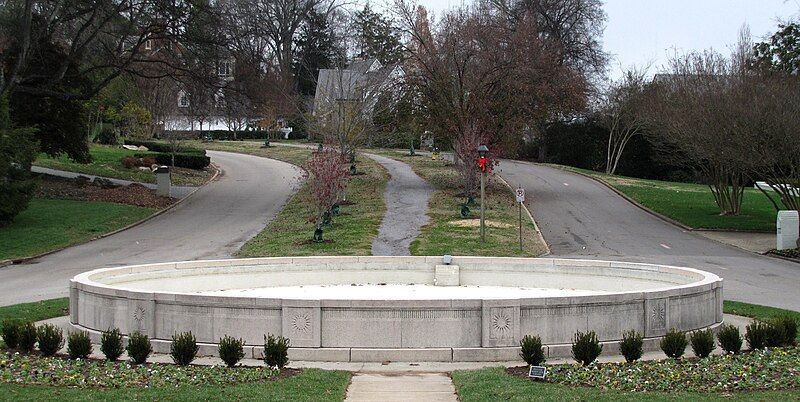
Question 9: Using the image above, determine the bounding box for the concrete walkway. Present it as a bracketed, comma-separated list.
[695, 230, 776, 254]
[364, 153, 434, 256]
[0, 151, 302, 306]
[31, 166, 195, 198]
[345, 373, 457, 402]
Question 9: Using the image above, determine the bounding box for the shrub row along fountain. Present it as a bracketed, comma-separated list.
[70, 256, 723, 362]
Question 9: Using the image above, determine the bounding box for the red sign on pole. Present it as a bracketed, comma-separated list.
[478, 156, 487, 172]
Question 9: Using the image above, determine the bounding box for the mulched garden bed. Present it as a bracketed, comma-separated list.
[506, 346, 800, 393]
[0, 351, 298, 388]
[34, 175, 176, 209]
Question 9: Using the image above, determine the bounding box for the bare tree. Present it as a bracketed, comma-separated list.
[393, 0, 590, 182]
[0, 0, 225, 100]
[600, 67, 649, 175]
[642, 31, 790, 215]
[311, 63, 397, 159]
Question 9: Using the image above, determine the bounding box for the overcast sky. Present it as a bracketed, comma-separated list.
[415, 0, 800, 79]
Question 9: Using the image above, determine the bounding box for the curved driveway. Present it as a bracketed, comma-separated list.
[0, 151, 302, 306]
[497, 160, 800, 311]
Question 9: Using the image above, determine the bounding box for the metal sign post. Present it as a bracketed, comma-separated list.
[516, 187, 525, 251]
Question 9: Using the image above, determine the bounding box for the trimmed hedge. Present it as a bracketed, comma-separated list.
[134, 152, 210, 170]
[124, 139, 205, 155]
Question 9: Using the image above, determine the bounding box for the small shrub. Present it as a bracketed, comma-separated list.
[660, 328, 687, 359]
[717, 324, 743, 354]
[100, 327, 124, 361]
[519, 335, 546, 366]
[690, 329, 715, 358]
[263, 334, 289, 369]
[765, 321, 788, 348]
[67, 331, 92, 359]
[768, 316, 797, 346]
[120, 156, 137, 169]
[140, 156, 157, 167]
[17, 322, 37, 352]
[746, 321, 770, 350]
[1, 319, 21, 349]
[219, 335, 246, 368]
[126, 332, 152, 364]
[571, 330, 603, 366]
[171, 331, 198, 366]
[36, 324, 64, 356]
[619, 330, 643, 363]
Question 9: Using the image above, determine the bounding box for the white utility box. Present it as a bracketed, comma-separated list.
[777, 210, 799, 250]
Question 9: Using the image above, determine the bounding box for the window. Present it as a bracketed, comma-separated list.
[178, 90, 189, 108]
[144, 39, 153, 50]
[217, 60, 232, 77]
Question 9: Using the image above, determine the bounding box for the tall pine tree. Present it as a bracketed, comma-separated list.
[354, 4, 404, 65]
[293, 10, 344, 97]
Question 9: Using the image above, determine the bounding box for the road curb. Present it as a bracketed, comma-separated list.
[495, 174, 551, 256]
[6, 164, 221, 267]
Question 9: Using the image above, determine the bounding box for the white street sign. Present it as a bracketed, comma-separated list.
[515, 187, 525, 203]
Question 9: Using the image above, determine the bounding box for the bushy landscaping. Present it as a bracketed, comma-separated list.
[556, 166, 778, 232]
[35, 144, 214, 187]
[0, 351, 283, 388]
[454, 365, 800, 401]
[504, 347, 800, 394]
[376, 151, 547, 257]
[0, 199, 154, 260]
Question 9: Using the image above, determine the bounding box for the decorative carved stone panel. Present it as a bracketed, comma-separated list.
[645, 298, 668, 337]
[282, 304, 321, 348]
[127, 299, 155, 337]
[481, 301, 520, 347]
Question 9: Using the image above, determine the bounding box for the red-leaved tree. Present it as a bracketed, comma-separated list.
[303, 147, 350, 232]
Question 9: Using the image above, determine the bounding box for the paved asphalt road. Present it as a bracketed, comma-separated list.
[497, 160, 800, 311]
[365, 154, 434, 256]
[0, 151, 302, 306]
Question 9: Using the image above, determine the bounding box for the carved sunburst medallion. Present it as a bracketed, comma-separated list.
[291, 313, 311, 333]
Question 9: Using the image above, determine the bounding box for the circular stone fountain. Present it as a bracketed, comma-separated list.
[70, 256, 723, 362]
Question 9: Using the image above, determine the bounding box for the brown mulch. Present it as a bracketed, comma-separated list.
[34, 175, 176, 208]
[506, 365, 534, 379]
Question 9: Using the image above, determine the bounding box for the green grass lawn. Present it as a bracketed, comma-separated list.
[193, 140, 313, 167]
[35, 144, 213, 186]
[557, 166, 778, 232]
[193, 141, 389, 256]
[0, 368, 351, 401]
[452, 367, 799, 402]
[374, 151, 547, 257]
[0, 198, 154, 260]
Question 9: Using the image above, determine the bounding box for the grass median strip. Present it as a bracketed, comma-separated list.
[374, 151, 547, 257]
[195, 141, 389, 256]
[555, 165, 777, 232]
[0, 199, 154, 261]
